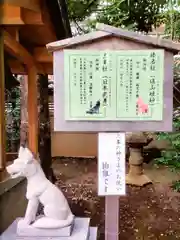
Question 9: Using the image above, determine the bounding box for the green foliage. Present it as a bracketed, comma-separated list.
[67, 0, 170, 34]
[155, 116, 180, 169]
[172, 180, 180, 192]
[67, 0, 100, 22]
[160, 0, 180, 41]
[5, 86, 20, 152]
[174, 57, 180, 85]
[164, 10, 180, 40]
[66, 0, 180, 38]
[95, 0, 167, 32]
[67, 0, 180, 37]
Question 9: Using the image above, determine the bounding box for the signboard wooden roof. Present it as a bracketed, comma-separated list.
[47, 23, 177, 132]
[47, 23, 180, 53]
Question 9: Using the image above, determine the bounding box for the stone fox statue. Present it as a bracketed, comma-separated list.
[6, 146, 74, 229]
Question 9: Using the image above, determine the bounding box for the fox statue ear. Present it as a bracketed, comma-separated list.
[24, 147, 34, 162]
[18, 146, 25, 157]
[18, 147, 34, 163]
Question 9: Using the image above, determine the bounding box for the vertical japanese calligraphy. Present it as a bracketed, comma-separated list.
[115, 133, 125, 192]
[79, 57, 83, 104]
[102, 52, 108, 107]
[102, 162, 110, 193]
[64, 49, 164, 121]
[98, 133, 126, 196]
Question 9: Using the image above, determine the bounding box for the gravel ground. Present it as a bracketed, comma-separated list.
[52, 157, 180, 240]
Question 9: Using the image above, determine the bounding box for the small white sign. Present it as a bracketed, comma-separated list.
[98, 132, 126, 196]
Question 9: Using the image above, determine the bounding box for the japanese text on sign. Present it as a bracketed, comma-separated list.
[98, 132, 126, 196]
[64, 50, 164, 121]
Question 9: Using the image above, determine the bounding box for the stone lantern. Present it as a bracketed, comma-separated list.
[126, 132, 153, 186]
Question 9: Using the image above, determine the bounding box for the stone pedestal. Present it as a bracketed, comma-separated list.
[126, 132, 153, 186]
[17, 217, 74, 237]
[0, 217, 97, 240]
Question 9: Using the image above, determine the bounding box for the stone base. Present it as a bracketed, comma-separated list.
[17, 217, 73, 237]
[89, 227, 98, 240]
[126, 173, 152, 186]
[1, 217, 98, 240]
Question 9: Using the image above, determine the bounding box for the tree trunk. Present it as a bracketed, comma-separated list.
[38, 74, 56, 183]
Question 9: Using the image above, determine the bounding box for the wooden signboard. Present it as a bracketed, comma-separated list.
[48, 22, 177, 240]
[54, 49, 173, 132]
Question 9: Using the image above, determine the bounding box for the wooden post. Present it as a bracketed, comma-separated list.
[105, 196, 119, 240]
[0, 32, 6, 173]
[98, 133, 124, 240]
[27, 67, 38, 156]
[20, 75, 28, 146]
[38, 74, 56, 182]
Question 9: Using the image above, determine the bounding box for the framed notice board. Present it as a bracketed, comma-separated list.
[53, 49, 173, 132]
[64, 50, 164, 121]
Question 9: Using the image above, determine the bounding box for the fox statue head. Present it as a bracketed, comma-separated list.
[6, 146, 38, 178]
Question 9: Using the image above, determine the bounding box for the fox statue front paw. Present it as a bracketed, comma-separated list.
[17, 219, 31, 230]
[18, 217, 35, 228]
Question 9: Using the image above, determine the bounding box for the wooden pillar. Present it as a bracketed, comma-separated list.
[0, 33, 6, 174]
[20, 75, 28, 146]
[27, 67, 38, 156]
[105, 196, 119, 240]
[38, 74, 56, 182]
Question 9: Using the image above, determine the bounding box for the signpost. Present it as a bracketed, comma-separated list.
[51, 42, 173, 239]
[62, 49, 165, 239]
[98, 132, 125, 240]
[98, 133, 125, 196]
[58, 49, 166, 240]
[46, 21, 177, 240]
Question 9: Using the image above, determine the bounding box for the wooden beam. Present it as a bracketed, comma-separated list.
[8, 59, 25, 74]
[0, 3, 24, 25]
[5, 26, 19, 41]
[0, 3, 44, 25]
[5, 0, 41, 12]
[40, 63, 53, 75]
[27, 68, 38, 156]
[3, 29, 35, 67]
[21, 8, 43, 25]
[3, 29, 39, 156]
[33, 47, 53, 63]
[8, 60, 53, 74]
[0, 32, 6, 171]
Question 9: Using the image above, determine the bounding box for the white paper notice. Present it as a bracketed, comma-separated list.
[98, 132, 126, 196]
